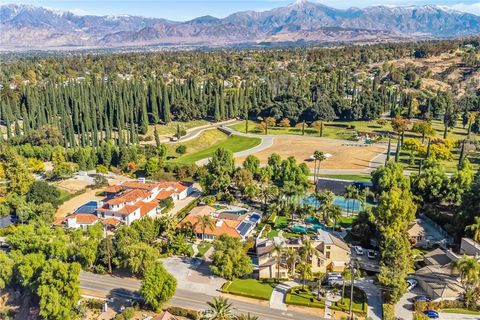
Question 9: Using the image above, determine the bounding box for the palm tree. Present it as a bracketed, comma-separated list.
[273, 242, 284, 282]
[285, 247, 299, 277]
[300, 237, 316, 264]
[297, 262, 313, 290]
[329, 205, 342, 230]
[206, 296, 236, 320]
[465, 216, 480, 243]
[197, 215, 215, 241]
[317, 191, 335, 223]
[313, 151, 326, 183]
[236, 314, 259, 320]
[453, 256, 480, 308]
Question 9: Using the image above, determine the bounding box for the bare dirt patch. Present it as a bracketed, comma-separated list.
[235, 136, 386, 170]
[56, 178, 91, 193]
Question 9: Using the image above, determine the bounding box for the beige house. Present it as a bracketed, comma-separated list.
[414, 248, 463, 301]
[256, 229, 351, 279]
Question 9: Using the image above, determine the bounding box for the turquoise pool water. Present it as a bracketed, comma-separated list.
[291, 217, 330, 234]
[303, 195, 362, 213]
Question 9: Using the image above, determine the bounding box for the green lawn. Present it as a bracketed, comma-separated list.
[172, 134, 261, 165]
[339, 216, 357, 228]
[285, 287, 325, 308]
[196, 241, 212, 258]
[222, 279, 276, 300]
[442, 308, 480, 315]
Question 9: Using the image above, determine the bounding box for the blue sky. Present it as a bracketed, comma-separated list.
[3, 0, 480, 20]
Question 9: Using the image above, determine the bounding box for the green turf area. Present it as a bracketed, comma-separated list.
[318, 174, 372, 182]
[339, 216, 357, 228]
[285, 287, 326, 308]
[274, 216, 289, 228]
[172, 134, 261, 165]
[442, 308, 480, 315]
[196, 241, 212, 258]
[57, 188, 72, 203]
[222, 279, 276, 300]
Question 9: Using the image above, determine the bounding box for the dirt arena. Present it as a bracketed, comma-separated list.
[235, 136, 386, 170]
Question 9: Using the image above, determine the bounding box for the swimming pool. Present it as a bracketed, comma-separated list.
[291, 217, 330, 234]
[303, 195, 362, 213]
[221, 209, 247, 215]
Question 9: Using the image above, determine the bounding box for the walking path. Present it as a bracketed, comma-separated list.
[195, 126, 274, 166]
[175, 119, 240, 143]
[269, 281, 299, 311]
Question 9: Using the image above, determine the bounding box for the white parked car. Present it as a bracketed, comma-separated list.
[353, 246, 364, 255]
[406, 278, 418, 291]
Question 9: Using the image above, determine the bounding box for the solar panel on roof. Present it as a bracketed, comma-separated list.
[237, 222, 252, 237]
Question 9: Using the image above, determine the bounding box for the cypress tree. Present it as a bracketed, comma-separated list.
[395, 138, 401, 162]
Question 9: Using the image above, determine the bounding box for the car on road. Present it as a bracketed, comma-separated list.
[406, 278, 418, 291]
[367, 250, 377, 259]
[414, 295, 431, 302]
[353, 246, 364, 255]
[423, 310, 439, 319]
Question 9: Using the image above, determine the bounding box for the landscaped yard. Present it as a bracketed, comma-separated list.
[285, 286, 326, 308]
[196, 241, 212, 258]
[172, 133, 261, 164]
[331, 287, 368, 315]
[266, 216, 299, 239]
[221, 279, 276, 300]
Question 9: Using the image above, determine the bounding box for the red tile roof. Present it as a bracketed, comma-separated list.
[139, 200, 159, 217]
[69, 213, 98, 224]
[103, 218, 121, 226]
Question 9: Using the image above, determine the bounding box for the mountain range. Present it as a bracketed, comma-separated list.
[1, 1, 480, 50]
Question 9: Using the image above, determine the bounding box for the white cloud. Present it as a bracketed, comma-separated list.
[449, 3, 480, 15]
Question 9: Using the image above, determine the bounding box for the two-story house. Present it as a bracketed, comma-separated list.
[256, 229, 351, 279]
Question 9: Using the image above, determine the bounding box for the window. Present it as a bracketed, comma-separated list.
[326, 252, 330, 259]
[326, 246, 331, 249]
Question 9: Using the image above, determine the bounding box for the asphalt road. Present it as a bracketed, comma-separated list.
[80, 271, 325, 320]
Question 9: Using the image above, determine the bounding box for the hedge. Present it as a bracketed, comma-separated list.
[165, 306, 198, 319]
[383, 303, 395, 320]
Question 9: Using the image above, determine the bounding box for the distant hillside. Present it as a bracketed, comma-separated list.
[1, 1, 480, 50]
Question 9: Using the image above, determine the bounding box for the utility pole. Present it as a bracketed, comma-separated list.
[349, 259, 355, 320]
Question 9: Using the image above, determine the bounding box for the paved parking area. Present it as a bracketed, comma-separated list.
[162, 256, 226, 296]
